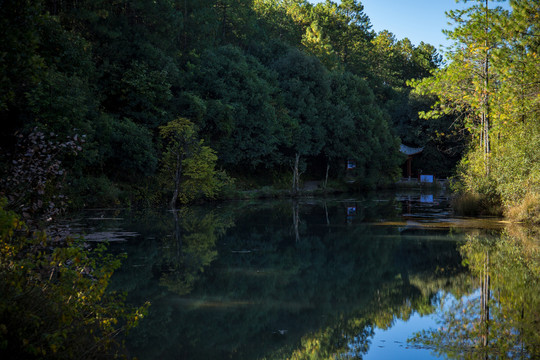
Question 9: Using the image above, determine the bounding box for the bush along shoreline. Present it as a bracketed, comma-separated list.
[0, 198, 149, 359]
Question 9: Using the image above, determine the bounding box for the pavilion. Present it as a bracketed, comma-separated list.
[400, 144, 423, 179]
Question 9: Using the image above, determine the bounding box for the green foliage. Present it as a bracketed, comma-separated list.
[272, 47, 330, 158]
[301, 20, 340, 69]
[69, 176, 123, 208]
[412, 0, 540, 219]
[0, 199, 149, 359]
[490, 120, 540, 206]
[118, 61, 173, 129]
[177, 144, 222, 203]
[106, 117, 158, 180]
[0, 0, 45, 113]
[25, 15, 98, 137]
[159, 118, 225, 206]
[311, 0, 374, 75]
[325, 71, 403, 187]
[26, 68, 96, 135]
[253, 0, 316, 56]
[188, 45, 288, 169]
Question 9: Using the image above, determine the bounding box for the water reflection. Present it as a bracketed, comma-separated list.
[409, 230, 540, 359]
[159, 208, 234, 295]
[90, 195, 537, 359]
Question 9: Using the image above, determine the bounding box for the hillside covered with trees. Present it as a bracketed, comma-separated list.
[1, 0, 539, 216]
[1, 0, 449, 214]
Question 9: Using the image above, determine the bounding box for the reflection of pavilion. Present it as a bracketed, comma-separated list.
[396, 193, 450, 228]
[346, 204, 357, 224]
[400, 144, 423, 179]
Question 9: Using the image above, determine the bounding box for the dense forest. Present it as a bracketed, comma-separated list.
[0, 0, 454, 216]
[1, 0, 538, 218]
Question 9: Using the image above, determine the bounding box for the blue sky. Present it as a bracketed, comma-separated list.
[358, 0, 461, 50]
[309, 0, 510, 53]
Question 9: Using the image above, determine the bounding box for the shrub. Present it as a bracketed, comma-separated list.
[506, 192, 540, 225]
[451, 192, 502, 217]
[0, 198, 148, 359]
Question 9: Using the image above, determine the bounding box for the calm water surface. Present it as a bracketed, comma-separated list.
[71, 192, 539, 359]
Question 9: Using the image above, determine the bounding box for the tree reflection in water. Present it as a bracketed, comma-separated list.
[159, 208, 234, 295]
[409, 230, 540, 359]
[110, 198, 481, 360]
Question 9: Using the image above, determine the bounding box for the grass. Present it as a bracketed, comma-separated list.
[451, 192, 503, 217]
[506, 192, 540, 225]
[392, 178, 445, 191]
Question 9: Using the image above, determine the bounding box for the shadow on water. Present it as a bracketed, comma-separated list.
[72, 192, 539, 359]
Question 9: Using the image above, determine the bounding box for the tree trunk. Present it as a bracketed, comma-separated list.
[292, 200, 300, 242]
[480, 250, 490, 349]
[482, 0, 491, 176]
[292, 153, 300, 196]
[324, 201, 330, 226]
[173, 209, 182, 259]
[324, 162, 330, 189]
[170, 152, 183, 210]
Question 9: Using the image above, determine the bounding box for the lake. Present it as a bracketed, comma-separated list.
[71, 192, 540, 359]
